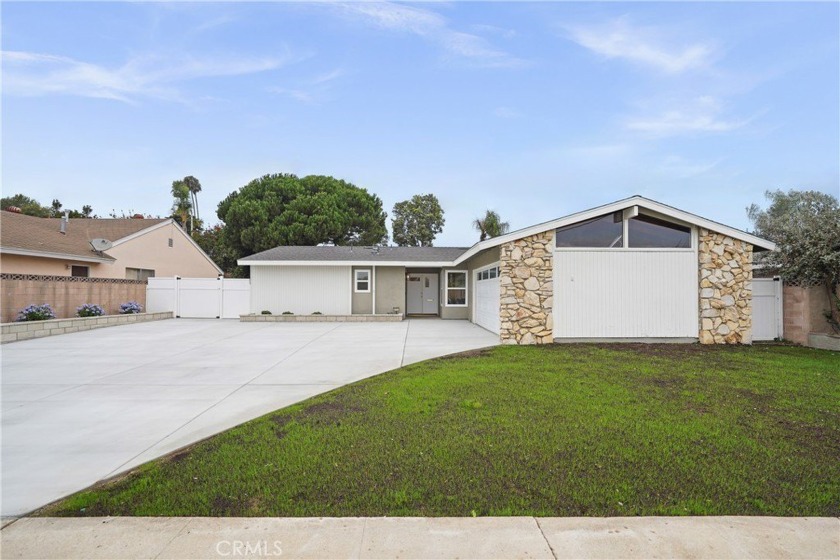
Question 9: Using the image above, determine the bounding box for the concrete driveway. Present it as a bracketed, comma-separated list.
[1, 318, 498, 517]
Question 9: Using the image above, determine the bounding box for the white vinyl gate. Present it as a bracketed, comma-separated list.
[146, 277, 250, 319]
[474, 264, 501, 334]
[752, 277, 783, 341]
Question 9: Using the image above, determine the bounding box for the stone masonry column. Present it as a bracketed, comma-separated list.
[499, 231, 554, 345]
[698, 228, 753, 344]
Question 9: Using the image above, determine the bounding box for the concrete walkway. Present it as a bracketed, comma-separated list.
[1, 319, 498, 517]
[1, 516, 837, 559]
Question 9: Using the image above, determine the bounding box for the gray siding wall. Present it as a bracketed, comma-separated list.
[251, 265, 351, 315]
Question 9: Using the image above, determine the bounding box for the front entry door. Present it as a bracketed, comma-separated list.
[406, 273, 439, 315]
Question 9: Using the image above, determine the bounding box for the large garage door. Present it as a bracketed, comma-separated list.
[474, 264, 500, 334]
[554, 251, 698, 339]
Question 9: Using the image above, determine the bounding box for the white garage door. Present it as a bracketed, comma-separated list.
[554, 251, 698, 339]
[474, 264, 500, 334]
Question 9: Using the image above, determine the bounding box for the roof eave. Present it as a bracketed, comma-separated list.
[237, 260, 458, 267]
[0, 246, 116, 263]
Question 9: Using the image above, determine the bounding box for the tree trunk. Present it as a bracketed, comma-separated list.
[825, 280, 840, 334]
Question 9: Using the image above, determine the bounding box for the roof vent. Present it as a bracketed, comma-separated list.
[59, 211, 69, 235]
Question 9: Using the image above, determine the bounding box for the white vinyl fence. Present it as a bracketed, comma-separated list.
[752, 277, 783, 341]
[146, 277, 250, 319]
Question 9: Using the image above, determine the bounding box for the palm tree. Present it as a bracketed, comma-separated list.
[183, 176, 202, 232]
[170, 180, 193, 233]
[473, 210, 510, 241]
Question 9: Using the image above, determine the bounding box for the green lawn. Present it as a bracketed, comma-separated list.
[40, 344, 839, 517]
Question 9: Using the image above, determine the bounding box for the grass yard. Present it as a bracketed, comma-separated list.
[40, 344, 839, 517]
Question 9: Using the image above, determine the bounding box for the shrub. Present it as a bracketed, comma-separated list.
[282, 311, 294, 315]
[76, 303, 105, 318]
[16, 304, 56, 322]
[261, 310, 272, 315]
[119, 301, 143, 314]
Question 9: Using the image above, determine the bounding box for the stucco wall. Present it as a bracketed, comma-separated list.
[351, 266, 373, 314]
[374, 266, 406, 315]
[0, 253, 109, 276]
[104, 222, 219, 278]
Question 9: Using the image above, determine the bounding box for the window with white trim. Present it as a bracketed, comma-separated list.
[354, 269, 371, 293]
[445, 270, 467, 306]
[476, 266, 499, 281]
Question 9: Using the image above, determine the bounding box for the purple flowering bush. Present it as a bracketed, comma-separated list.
[16, 304, 56, 322]
[76, 303, 105, 318]
[119, 301, 143, 314]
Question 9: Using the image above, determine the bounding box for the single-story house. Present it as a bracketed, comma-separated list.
[238, 196, 776, 345]
[0, 210, 222, 279]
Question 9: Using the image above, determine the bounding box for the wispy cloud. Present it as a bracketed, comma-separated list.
[330, 2, 528, 68]
[625, 96, 750, 137]
[493, 106, 522, 119]
[2, 50, 291, 103]
[268, 67, 348, 104]
[564, 17, 716, 74]
[656, 155, 725, 178]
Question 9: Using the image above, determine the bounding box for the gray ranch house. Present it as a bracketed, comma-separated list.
[238, 196, 776, 345]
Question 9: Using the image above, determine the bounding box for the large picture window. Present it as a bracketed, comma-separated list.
[445, 271, 467, 306]
[556, 210, 692, 249]
[555, 212, 623, 248]
[628, 214, 691, 248]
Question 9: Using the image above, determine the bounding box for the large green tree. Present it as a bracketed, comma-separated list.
[193, 224, 241, 276]
[217, 174, 388, 258]
[391, 193, 445, 247]
[473, 209, 510, 241]
[748, 189, 840, 329]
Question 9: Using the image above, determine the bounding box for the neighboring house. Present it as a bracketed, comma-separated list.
[0, 210, 222, 279]
[239, 196, 776, 345]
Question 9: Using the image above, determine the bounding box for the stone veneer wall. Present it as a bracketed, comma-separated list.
[698, 228, 753, 344]
[499, 231, 553, 344]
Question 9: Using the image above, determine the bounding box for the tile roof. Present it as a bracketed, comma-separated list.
[0, 211, 169, 261]
[240, 245, 469, 263]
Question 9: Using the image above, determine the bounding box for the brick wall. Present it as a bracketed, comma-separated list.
[1, 274, 147, 323]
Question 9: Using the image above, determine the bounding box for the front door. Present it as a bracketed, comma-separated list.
[406, 273, 439, 315]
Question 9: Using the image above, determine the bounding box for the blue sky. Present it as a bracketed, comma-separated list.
[2, 1, 838, 246]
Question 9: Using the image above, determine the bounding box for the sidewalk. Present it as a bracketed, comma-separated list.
[1, 516, 837, 559]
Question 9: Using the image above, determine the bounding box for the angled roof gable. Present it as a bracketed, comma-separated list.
[452, 196, 776, 265]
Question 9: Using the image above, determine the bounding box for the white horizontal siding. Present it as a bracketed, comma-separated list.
[251, 266, 351, 315]
[554, 250, 698, 338]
